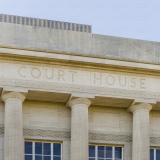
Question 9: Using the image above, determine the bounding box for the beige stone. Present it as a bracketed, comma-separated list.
[0, 103, 4, 125]
[1, 90, 27, 160]
[63, 141, 71, 160]
[129, 103, 152, 160]
[68, 98, 91, 160]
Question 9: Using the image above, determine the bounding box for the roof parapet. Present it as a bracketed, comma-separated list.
[0, 14, 92, 33]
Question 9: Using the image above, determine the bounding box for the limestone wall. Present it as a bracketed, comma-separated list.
[22, 101, 134, 133]
[23, 101, 71, 129]
[89, 106, 133, 133]
[89, 106, 133, 160]
[21, 102, 160, 160]
[150, 110, 160, 135]
[22, 101, 133, 160]
[0, 103, 4, 126]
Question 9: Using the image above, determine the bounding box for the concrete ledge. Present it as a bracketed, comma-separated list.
[1, 47, 160, 72]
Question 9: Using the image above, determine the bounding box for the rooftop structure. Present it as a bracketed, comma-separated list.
[0, 14, 160, 64]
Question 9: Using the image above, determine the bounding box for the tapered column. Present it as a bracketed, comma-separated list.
[1, 91, 27, 160]
[68, 98, 91, 160]
[129, 103, 152, 160]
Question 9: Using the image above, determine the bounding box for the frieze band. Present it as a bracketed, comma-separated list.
[0, 78, 160, 100]
[0, 126, 159, 145]
[89, 133, 132, 143]
[23, 128, 71, 140]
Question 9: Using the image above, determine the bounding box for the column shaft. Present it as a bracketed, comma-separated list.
[71, 104, 88, 160]
[2, 91, 26, 160]
[5, 98, 24, 160]
[68, 98, 91, 160]
[130, 103, 152, 160]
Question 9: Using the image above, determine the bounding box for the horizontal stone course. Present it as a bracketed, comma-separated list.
[0, 126, 159, 144]
[0, 125, 157, 144]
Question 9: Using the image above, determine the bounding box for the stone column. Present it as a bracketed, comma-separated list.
[129, 103, 152, 160]
[68, 97, 91, 160]
[1, 91, 27, 160]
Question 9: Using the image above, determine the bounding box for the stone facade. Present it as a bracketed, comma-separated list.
[0, 14, 160, 160]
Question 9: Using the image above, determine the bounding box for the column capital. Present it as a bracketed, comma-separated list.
[1, 91, 27, 102]
[1, 88, 28, 102]
[128, 103, 152, 113]
[68, 97, 91, 108]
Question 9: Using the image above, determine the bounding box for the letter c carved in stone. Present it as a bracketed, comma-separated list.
[18, 66, 26, 77]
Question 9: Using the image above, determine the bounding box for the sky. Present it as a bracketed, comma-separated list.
[1, 0, 160, 42]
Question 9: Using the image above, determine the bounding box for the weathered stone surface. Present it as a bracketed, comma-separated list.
[0, 14, 160, 64]
[1, 90, 27, 160]
[129, 103, 152, 160]
[68, 98, 91, 160]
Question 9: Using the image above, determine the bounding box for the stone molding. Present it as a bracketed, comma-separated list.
[0, 126, 4, 135]
[0, 127, 133, 143]
[0, 56, 160, 78]
[150, 137, 160, 145]
[68, 98, 91, 108]
[1, 78, 160, 101]
[1, 91, 26, 102]
[129, 103, 152, 113]
[89, 133, 132, 143]
[23, 128, 132, 143]
[0, 126, 159, 145]
[23, 128, 71, 140]
[0, 36, 159, 66]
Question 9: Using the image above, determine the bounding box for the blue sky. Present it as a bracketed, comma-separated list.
[1, 0, 160, 42]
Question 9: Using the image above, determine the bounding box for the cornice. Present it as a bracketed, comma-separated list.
[0, 53, 160, 78]
[0, 46, 160, 77]
[0, 43, 160, 66]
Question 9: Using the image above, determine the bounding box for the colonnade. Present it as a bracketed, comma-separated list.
[1, 89, 152, 160]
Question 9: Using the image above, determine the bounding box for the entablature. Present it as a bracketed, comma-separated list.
[0, 83, 160, 111]
[0, 46, 160, 110]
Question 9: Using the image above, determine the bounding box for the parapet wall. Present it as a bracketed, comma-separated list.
[0, 14, 160, 64]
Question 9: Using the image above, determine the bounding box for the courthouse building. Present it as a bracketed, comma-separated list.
[0, 14, 160, 160]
